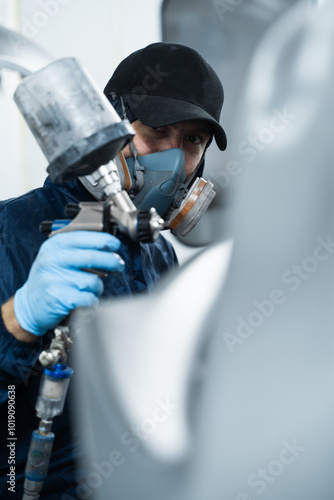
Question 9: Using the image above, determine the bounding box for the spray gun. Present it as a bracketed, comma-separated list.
[13, 57, 165, 499]
[14, 57, 165, 242]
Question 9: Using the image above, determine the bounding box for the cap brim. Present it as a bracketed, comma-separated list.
[123, 94, 227, 151]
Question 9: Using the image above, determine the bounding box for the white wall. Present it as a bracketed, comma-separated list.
[0, 1, 26, 197]
[0, 0, 164, 200]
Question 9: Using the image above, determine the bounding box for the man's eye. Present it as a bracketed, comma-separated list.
[185, 134, 201, 144]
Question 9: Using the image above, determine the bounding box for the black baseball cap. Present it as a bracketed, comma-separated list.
[104, 42, 227, 151]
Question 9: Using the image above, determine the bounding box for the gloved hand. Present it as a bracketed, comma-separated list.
[14, 231, 125, 336]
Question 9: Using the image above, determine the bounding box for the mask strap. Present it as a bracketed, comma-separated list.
[188, 150, 206, 184]
[129, 140, 144, 192]
[114, 95, 144, 191]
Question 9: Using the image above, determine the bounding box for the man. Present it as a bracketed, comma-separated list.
[0, 42, 226, 498]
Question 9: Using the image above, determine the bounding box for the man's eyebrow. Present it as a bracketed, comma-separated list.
[194, 127, 212, 137]
[184, 123, 211, 134]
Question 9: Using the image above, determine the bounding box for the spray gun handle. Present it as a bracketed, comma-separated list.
[40, 199, 165, 243]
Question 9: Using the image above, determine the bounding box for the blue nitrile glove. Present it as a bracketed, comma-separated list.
[14, 231, 125, 336]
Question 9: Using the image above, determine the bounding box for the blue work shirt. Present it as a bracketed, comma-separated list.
[0, 177, 177, 499]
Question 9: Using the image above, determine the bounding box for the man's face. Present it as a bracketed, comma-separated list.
[122, 119, 212, 179]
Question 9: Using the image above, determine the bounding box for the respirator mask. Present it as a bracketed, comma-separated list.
[117, 147, 215, 236]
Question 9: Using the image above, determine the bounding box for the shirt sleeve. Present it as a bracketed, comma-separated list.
[0, 313, 42, 402]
